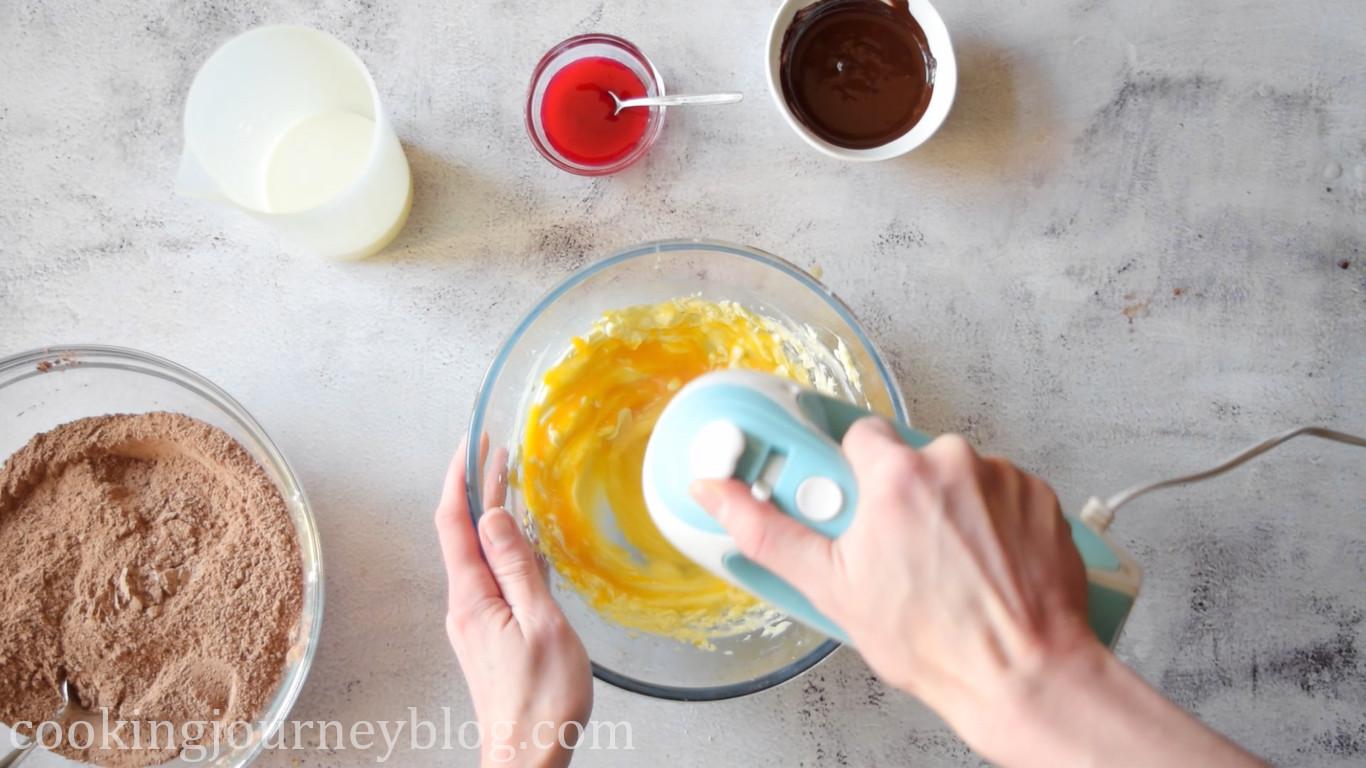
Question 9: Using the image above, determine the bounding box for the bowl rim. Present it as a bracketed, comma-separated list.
[524, 33, 668, 176]
[466, 238, 907, 701]
[765, 0, 959, 161]
[0, 343, 325, 763]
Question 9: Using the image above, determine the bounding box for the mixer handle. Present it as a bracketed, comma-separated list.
[794, 391, 1141, 648]
[795, 392, 932, 448]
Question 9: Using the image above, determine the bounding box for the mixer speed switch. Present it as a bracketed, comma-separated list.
[795, 476, 843, 522]
[690, 419, 746, 480]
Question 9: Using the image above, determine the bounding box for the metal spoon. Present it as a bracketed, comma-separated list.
[609, 91, 743, 115]
[0, 676, 74, 768]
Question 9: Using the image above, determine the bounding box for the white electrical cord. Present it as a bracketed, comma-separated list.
[1080, 426, 1366, 533]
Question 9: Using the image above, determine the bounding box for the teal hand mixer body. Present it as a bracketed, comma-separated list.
[642, 370, 1143, 647]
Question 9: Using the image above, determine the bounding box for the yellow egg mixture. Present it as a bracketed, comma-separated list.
[519, 297, 830, 644]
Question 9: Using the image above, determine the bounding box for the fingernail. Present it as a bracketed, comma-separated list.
[863, 416, 897, 437]
[689, 481, 723, 515]
[480, 508, 518, 550]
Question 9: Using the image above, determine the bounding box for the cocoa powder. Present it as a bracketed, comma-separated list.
[0, 412, 303, 767]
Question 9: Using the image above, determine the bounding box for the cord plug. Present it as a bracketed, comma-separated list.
[1084, 426, 1364, 532]
[1079, 497, 1114, 533]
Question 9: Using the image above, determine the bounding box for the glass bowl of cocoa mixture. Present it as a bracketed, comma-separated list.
[0, 345, 323, 767]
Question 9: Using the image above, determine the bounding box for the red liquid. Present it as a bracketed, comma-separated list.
[541, 57, 650, 166]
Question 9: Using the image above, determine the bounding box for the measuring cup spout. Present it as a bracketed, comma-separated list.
[174, 150, 226, 203]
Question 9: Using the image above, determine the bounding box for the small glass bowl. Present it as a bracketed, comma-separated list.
[525, 34, 666, 176]
[0, 345, 323, 767]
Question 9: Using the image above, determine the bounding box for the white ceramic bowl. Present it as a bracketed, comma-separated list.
[766, 0, 957, 161]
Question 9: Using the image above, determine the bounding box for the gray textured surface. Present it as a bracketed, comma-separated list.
[2, 0, 1364, 766]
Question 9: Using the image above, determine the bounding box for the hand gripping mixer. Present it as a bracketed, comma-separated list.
[642, 370, 1143, 647]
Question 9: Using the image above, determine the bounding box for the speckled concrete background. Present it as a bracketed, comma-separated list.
[2, 0, 1364, 766]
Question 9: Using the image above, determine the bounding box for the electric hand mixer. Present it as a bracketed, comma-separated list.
[643, 370, 1366, 647]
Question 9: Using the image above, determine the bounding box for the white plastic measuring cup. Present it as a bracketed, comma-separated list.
[177, 25, 412, 260]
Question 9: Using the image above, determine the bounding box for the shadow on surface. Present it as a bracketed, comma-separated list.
[903, 39, 1062, 178]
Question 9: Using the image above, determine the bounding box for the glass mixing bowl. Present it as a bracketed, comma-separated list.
[467, 239, 907, 700]
[0, 345, 323, 767]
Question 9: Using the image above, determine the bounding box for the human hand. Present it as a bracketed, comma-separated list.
[435, 436, 592, 768]
[692, 420, 1269, 768]
[690, 419, 1092, 759]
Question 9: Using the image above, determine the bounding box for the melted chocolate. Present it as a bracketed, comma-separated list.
[780, 0, 936, 149]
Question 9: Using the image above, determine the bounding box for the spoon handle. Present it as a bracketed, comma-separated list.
[615, 92, 744, 110]
[0, 741, 38, 768]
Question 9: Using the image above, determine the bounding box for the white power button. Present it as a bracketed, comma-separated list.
[690, 420, 746, 480]
[795, 476, 844, 522]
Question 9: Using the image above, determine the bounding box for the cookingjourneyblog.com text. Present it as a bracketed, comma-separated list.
[4, 708, 634, 762]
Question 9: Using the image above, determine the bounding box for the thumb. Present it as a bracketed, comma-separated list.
[479, 508, 556, 623]
[690, 479, 837, 613]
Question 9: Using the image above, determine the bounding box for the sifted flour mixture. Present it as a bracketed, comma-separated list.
[0, 412, 303, 768]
